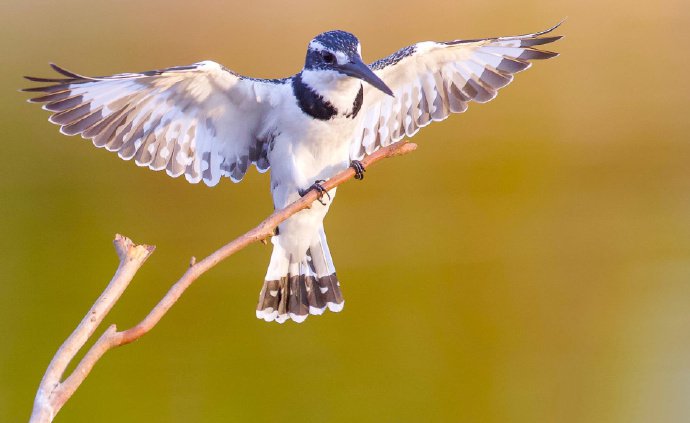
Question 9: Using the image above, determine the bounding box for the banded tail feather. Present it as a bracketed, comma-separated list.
[257, 228, 343, 323]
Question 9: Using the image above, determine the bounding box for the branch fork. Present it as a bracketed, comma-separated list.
[29, 141, 417, 422]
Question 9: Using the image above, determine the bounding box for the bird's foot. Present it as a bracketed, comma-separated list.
[299, 180, 331, 205]
[350, 160, 366, 180]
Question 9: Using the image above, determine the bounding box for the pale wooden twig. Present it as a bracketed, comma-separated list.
[29, 236, 155, 423]
[29, 141, 417, 423]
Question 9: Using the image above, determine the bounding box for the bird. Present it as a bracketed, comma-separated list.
[23, 22, 562, 324]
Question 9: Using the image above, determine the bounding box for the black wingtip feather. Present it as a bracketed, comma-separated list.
[22, 63, 91, 94]
[536, 19, 567, 36]
[22, 85, 54, 92]
[497, 57, 531, 74]
[49, 63, 87, 79]
[521, 35, 563, 47]
[26, 90, 71, 104]
[20, 83, 71, 93]
[519, 49, 560, 60]
[24, 75, 68, 83]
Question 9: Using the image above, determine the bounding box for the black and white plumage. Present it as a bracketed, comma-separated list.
[24, 23, 562, 323]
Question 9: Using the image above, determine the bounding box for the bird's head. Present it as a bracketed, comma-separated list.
[303, 30, 393, 97]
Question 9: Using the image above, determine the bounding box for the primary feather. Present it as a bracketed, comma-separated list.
[25, 61, 286, 185]
[351, 22, 563, 159]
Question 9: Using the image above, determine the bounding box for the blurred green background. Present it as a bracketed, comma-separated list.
[2, 0, 689, 422]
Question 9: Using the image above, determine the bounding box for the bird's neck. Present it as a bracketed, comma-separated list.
[293, 70, 363, 121]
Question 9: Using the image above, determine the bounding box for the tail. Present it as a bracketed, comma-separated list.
[256, 228, 343, 323]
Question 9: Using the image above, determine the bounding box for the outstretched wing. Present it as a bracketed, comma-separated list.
[24, 61, 288, 186]
[350, 23, 563, 159]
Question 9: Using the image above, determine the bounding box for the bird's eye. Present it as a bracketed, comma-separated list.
[321, 51, 336, 64]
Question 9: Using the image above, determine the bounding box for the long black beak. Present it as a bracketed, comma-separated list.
[340, 56, 394, 97]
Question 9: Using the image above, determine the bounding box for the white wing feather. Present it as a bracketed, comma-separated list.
[351, 23, 563, 159]
[24, 61, 285, 186]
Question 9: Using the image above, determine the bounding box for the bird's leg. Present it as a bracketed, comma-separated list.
[299, 180, 331, 205]
[350, 160, 366, 180]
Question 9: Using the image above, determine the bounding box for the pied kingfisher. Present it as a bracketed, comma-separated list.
[23, 23, 562, 323]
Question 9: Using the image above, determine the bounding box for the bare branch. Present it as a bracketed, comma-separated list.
[29, 236, 154, 423]
[29, 141, 417, 422]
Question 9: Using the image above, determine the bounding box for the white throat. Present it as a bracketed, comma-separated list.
[301, 69, 362, 115]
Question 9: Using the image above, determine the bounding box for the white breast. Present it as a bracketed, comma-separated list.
[268, 103, 354, 199]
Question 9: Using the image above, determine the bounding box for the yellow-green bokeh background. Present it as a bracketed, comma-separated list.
[2, 0, 690, 421]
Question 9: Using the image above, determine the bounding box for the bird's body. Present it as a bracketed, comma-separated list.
[261, 76, 356, 323]
[24, 23, 563, 323]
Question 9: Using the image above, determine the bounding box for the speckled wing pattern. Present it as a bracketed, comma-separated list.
[23, 61, 285, 186]
[350, 23, 563, 159]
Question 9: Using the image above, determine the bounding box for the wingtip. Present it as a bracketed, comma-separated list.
[550, 18, 568, 31]
[533, 19, 567, 37]
[19, 83, 48, 96]
[21, 92, 39, 103]
[58, 125, 79, 137]
[49, 62, 85, 79]
[22, 62, 87, 87]
[23, 75, 58, 83]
